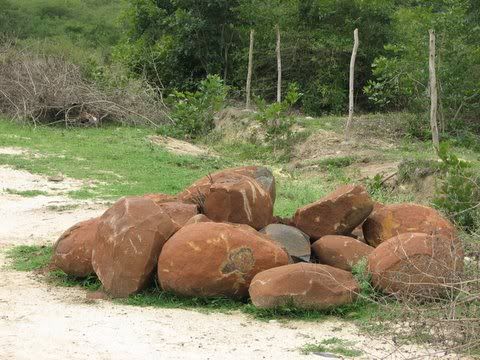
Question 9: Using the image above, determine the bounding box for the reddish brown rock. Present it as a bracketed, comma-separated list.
[363, 203, 458, 248]
[178, 166, 276, 204]
[293, 185, 374, 240]
[154, 202, 198, 231]
[349, 226, 366, 243]
[143, 193, 177, 205]
[92, 197, 176, 298]
[203, 175, 273, 230]
[52, 218, 99, 277]
[158, 222, 289, 299]
[184, 214, 212, 226]
[249, 263, 360, 310]
[312, 235, 374, 271]
[368, 232, 464, 297]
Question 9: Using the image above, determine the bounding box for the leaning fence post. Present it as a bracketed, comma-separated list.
[246, 29, 255, 110]
[276, 24, 282, 103]
[429, 29, 440, 152]
[345, 28, 359, 142]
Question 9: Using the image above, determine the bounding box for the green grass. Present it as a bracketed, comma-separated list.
[3, 0, 126, 61]
[0, 120, 230, 200]
[4, 244, 380, 321]
[5, 245, 53, 271]
[0, 119, 333, 217]
[300, 337, 363, 357]
[5, 188, 49, 197]
[46, 204, 81, 212]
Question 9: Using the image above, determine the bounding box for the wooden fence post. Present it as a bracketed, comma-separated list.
[345, 28, 359, 142]
[276, 25, 282, 103]
[246, 29, 255, 110]
[429, 29, 440, 152]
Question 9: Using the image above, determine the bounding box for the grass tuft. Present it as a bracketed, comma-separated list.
[5, 188, 49, 197]
[5, 245, 52, 271]
[300, 337, 363, 357]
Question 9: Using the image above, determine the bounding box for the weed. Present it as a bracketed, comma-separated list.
[46, 204, 80, 212]
[433, 143, 480, 232]
[318, 156, 356, 169]
[5, 245, 52, 271]
[5, 188, 49, 197]
[300, 337, 363, 357]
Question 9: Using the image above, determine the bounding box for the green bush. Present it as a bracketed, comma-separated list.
[255, 83, 302, 149]
[433, 143, 480, 232]
[167, 75, 228, 138]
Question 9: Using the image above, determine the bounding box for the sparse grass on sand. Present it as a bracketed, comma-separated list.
[300, 337, 363, 357]
[5, 188, 49, 197]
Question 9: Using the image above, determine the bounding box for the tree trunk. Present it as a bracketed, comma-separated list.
[345, 28, 359, 142]
[276, 25, 282, 103]
[429, 29, 440, 152]
[246, 29, 255, 110]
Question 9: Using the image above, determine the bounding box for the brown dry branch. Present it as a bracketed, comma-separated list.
[0, 43, 169, 127]
[365, 237, 480, 357]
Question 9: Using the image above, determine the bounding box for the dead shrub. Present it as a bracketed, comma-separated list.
[0, 42, 170, 127]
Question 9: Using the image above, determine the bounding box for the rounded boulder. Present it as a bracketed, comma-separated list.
[52, 217, 99, 277]
[178, 166, 276, 204]
[363, 203, 458, 248]
[368, 232, 464, 297]
[249, 263, 360, 310]
[158, 222, 289, 299]
[312, 235, 374, 271]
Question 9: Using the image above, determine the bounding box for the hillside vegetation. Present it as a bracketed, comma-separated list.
[0, 1, 480, 356]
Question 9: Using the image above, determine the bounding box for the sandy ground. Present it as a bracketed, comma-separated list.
[0, 151, 462, 359]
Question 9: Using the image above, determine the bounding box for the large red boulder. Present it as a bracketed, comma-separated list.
[154, 202, 198, 231]
[143, 193, 177, 205]
[158, 222, 289, 299]
[363, 203, 458, 248]
[368, 232, 464, 297]
[249, 263, 360, 310]
[92, 197, 176, 298]
[52, 217, 99, 277]
[184, 214, 212, 226]
[293, 185, 374, 240]
[203, 174, 273, 230]
[312, 235, 374, 271]
[178, 166, 276, 204]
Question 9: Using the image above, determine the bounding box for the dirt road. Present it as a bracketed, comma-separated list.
[0, 157, 452, 359]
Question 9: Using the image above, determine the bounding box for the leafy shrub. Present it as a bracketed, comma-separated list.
[168, 75, 228, 138]
[433, 143, 480, 232]
[302, 81, 347, 116]
[256, 83, 302, 146]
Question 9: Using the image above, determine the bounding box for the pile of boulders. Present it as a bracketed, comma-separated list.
[52, 166, 464, 309]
